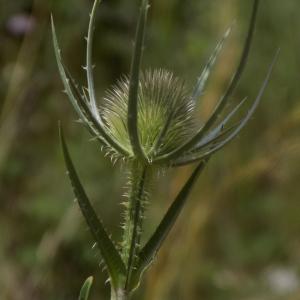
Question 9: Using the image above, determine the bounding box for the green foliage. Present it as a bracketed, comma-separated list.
[60, 127, 126, 290]
[52, 0, 277, 298]
[51, 15, 130, 159]
[174, 51, 279, 166]
[53, 0, 272, 172]
[155, 0, 260, 164]
[86, 0, 101, 122]
[79, 276, 94, 300]
[130, 160, 208, 291]
[2, 0, 299, 299]
[127, 0, 149, 161]
[191, 26, 231, 105]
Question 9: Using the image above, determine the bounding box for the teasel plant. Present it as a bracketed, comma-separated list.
[51, 0, 278, 299]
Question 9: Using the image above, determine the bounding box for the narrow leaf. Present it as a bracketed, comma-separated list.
[150, 109, 174, 156]
[51, 17, 129, 157]
[64, 66, 126, 154]
[63, 65, 106, 143]
[127, 0, 149, 160]
[152, 25, 231, 157]
[51, 16, 88, 123]
[79, 276, 93, 300]
[191, 26, 232, 105]
[173, 49, 279, 167]
[86, 0, 101, 120]
[193, 97, 247, 151]
[154, 0, 260, 164]
[60, 126, 126, 288]
[130, 160, 208, 289]
[192, 121, 242, 155]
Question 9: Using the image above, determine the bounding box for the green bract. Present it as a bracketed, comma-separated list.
[52, 0, 275, 168]
[52, 0, 277, 299]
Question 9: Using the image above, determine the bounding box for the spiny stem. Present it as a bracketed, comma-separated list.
[121, 161, 149, 292]
[111, 288, 128, 300]
[125, 168, 147, 289]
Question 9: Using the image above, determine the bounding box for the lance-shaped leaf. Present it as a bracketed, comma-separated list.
[51, 17, 129, 157]
[64, 66, 130, 156]
[129, 160, 208, 290]
[191, 26, 232, 105]
[192, 97, 248, 151]
[151, 27, 231, 157]
[86, 0, 101, 121]
[191, 121, 242, 156]
[127, 0, 149, 160]
[173, 50, 279, 167]
[51, 16, 89, 124]
[154, 0, 260, 164]
[63, 66, 107, 143]
[150, 109, 175, 156]
[60, 126, 126, 289]
[79, 276, 93, 300]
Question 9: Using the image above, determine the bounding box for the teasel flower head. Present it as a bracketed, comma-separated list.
[52, 0, 279, 297]
[101, 69, 196, 160]
[51, 0, 276, 168]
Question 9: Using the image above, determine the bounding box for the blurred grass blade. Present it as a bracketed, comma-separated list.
[130, 160, 208, 289]
[127, 0, 149, 160]
[86, 0, 101, 121]
[52, 17, 129, 157]
[79, 276, 93, 300]
[191, 26, 232, 104]
[174, 50, 279, 167]
[154, 0, 259, 164]
[60, 126, 126, 288]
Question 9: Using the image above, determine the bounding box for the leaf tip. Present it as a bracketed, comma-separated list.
[79, 276, 94, 300]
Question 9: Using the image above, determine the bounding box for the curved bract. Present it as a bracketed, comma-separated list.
[52, 0, 273, 168]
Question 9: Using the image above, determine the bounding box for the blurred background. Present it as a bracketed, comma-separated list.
[1, 0, 300, 299]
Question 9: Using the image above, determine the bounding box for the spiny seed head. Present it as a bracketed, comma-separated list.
[102, 69, 195, 159]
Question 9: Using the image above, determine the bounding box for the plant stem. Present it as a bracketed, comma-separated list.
[111, 288, 128, 300]
[121, 160, 149, 293]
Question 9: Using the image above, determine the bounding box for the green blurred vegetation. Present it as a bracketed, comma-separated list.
[1, 0, 300, 299]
